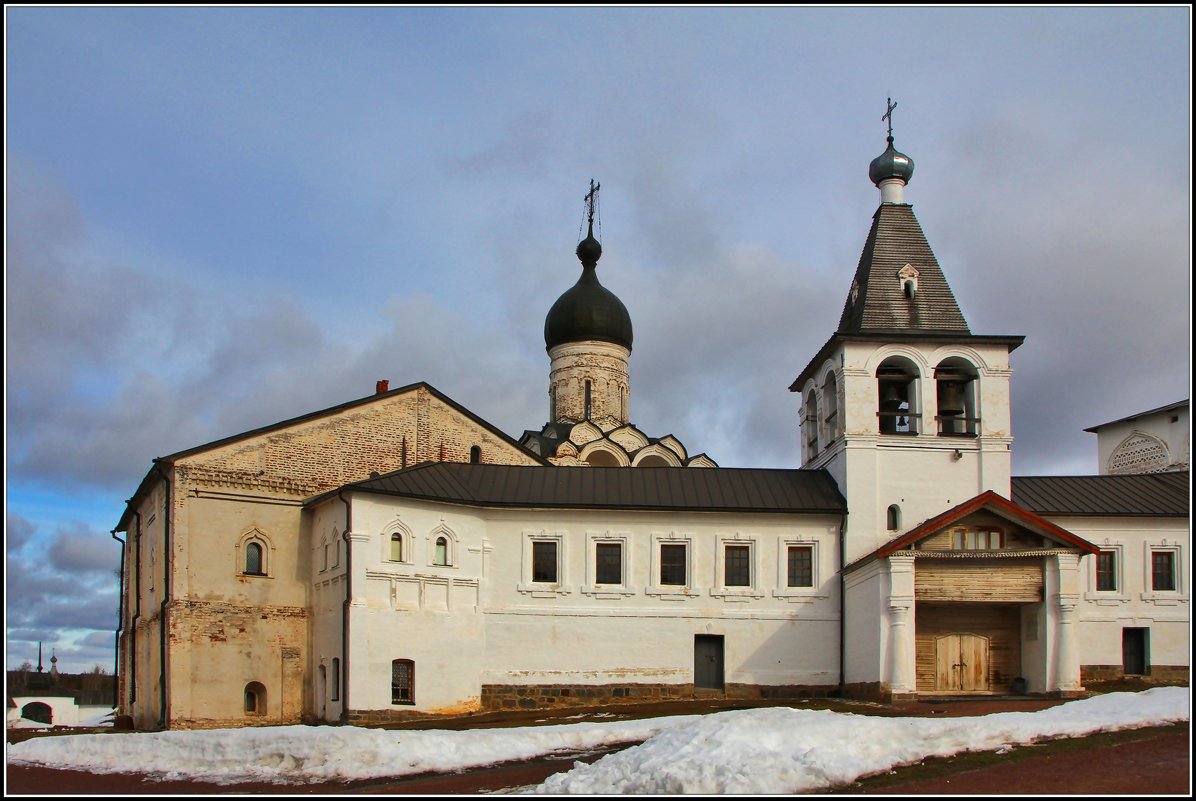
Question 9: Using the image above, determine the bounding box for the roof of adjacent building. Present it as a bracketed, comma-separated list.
[312, 462, 846, 514]
[836, 203, 970, 335]
[1083, 400, 1189, 433]
[1011, 472, 1190, 516]
[863, 490, 1101, 564]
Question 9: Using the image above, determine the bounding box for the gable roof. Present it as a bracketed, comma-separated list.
[1012, 472, 1190, 517]
[161, 381, 543, 464]
[1083, 400, 1189, 432]
[116, 381, 548, 530]
[312, 462, 845, 514]
[854, 490, 1099, 569]
[837, 204, 970, 335]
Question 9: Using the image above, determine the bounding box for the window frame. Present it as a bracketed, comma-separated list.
[237, 528, 273, 579]
[711, 535, 764, 600]
[951, 526, 1003, 551]
[1140, 542, 1186, 601]
[647, 534, 695, 598]
[519, 531, 570, 596]
[391, 659, 415, 706]
[1085, 543, 1128, 602]
[773, 539, 829, 601]
[582, 532, 634, 597]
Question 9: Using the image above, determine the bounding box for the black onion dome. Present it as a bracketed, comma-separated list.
[868, 136, 915, 186]
[544, 233, 633, 352]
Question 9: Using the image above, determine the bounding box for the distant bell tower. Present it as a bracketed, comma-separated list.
[790, 101, 1025, 563]
[543, 180, 633, 428]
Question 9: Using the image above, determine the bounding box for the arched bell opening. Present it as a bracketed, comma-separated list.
[935, 358, 980, 437]
[877, 358, 920, 435]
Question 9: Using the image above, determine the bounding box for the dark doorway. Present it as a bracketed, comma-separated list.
[21, 702, 53, 724]
[1122, 628, 1150, 675]
[694, 634, 725, 690]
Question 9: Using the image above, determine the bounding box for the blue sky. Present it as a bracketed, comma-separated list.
[5, 7, 1190, 671]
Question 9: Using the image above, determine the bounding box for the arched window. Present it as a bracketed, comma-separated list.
[434, 536, 449, 566]
[935, 359, 980, 437]
[390, 533, 404, 562]
[877, 358, 920, 435]
[803, 389, 820, 461]
[469, 445, 482, 464]
[821, 372, 840, 444]
[887, 504, 902, 531]
[244, 681, 266, 715]
[245, 542, 264, 576]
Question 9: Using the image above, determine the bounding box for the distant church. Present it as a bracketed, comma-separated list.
[113, 115, 1188, 729]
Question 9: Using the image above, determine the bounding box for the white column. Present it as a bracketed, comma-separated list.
[887, 553, 917, 695]
[1053, 552, 1083, 691]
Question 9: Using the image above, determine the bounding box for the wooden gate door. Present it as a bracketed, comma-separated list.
[935, 633, 990, 691]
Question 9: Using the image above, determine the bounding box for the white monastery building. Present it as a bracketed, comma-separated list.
[113, 124, 1189, 729]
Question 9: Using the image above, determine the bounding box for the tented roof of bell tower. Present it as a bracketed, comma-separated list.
[836, 203, 970, 335]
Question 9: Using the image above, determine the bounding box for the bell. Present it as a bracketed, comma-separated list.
[938, 380, 965, 416]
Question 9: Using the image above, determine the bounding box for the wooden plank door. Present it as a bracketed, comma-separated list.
[935, 633, 990, 691]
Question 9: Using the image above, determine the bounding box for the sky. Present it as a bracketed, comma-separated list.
[7, 687, 1190, 791]
[4, 8, 1191, 671]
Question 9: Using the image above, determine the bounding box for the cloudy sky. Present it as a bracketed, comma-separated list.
[5, 8, 1190, 671]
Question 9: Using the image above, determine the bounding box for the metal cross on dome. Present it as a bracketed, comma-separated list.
[882, 97, 898, 138]
[584, 179, 601, 226]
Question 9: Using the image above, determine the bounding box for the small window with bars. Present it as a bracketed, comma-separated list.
[391, 659, 414, 705]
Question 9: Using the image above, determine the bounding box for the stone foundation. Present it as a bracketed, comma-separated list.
[478, 682, 834, 712]
[1082, 664, 1190, 683]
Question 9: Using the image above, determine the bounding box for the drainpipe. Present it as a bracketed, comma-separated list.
[837, 514, 848, 694]
[130, 512, 142, 705]
[338, 491, 352, 724]
[111, 527, 125, 712]
[152, 459, 172, 730]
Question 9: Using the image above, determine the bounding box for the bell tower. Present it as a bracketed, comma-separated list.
[791, 103, 1024, 563]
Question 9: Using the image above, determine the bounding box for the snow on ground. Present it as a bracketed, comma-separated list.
[5, 688, 1188, 793]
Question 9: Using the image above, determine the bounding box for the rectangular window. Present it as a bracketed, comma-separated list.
[1152, 551, 1176, 592]
[952, 527, 1002, 551]
[330, 658, 340, 702]
[532, 541, 558, 583]
[787, 546, 813, 587]
[724, 545, 751, 587]
[660, 544, 687, 586]
[391, 659, 414, 705]
[1096, 551, 1117, 592]
[595, 543, 622, 585]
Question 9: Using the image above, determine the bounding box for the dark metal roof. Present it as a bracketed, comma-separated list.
[315, 463, 846, 514]
[1012, 472, 1190, 517]
[837, 204, 970, 335]
[1083, 400, 1189, 432]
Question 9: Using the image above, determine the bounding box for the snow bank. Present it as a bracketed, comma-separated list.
[6, 688, 1187, 791]
[534, 687, 1190, 794]
[6, 714, 695, 785]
